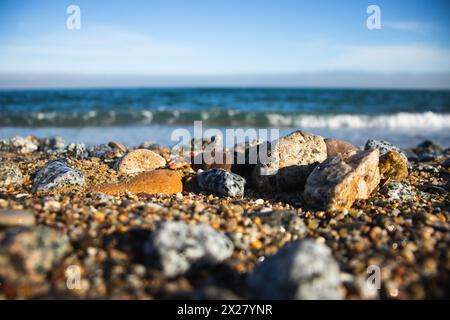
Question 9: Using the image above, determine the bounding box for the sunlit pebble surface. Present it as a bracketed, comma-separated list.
[0, 148, 449, 300]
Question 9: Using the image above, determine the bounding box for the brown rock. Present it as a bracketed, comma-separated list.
[115, 149, 166, 174]
[379, 151, 408, 181]
[192, 149, 233, 172]
[88, 169, 182, 195]
[253, 131, 327, 191]
[304, 149, 380, 211]
[324, 138, 358, 158]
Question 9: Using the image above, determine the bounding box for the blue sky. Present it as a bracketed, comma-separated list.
[0, 0, 449, 76]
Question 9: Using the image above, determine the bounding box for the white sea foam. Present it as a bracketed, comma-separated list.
[267, 112, 450, 129]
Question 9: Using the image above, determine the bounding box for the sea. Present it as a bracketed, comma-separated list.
[0, 88, 449, 148]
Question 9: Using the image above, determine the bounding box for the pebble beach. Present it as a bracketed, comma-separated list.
[0, 132, 449, 300]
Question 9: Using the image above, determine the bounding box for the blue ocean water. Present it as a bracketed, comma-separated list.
[1, 88, 449, 147]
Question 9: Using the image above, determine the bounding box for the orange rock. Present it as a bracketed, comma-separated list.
[88, 169, 182, 195]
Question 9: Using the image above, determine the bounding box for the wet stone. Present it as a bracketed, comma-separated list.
[32, 158, 84, 193]
[248, 239, 342, 300]
[145, 221, 234, 277]
[197, 168, 246, 198]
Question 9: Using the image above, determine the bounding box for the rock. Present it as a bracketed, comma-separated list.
[416, 140, 443, 156]
[0, 226, 71, 286]
[192, 149, 233, 172]
[380, 182, 415, 201]
[66, 143, 87, 159]
[403, 148, 418, 162]
[191, 135, 222, 155]
[144, 221, 234, 277]
[108, 141, 127, 153]
[0, 209, 35, 227]
[88, 169, 182, 195]
[304, 149, 380, 211]
[138, 140, 160, 150]
[0, 162, 23, 188]
[232, 141, 268, 183]
[197, 168, 246, 198]
[87, 144, 113, 158]
[40, 136, 65, 152]
[325, 138, 358, 158]
[365, 139, 407, 163]
[0, 136, 38, 154]
[115, 149, 166, 174]
[248, 239, 342, 300]
[254, 210, 307, 238]
[379, 151, 408, 181]
[253, 130, 327, 192]
[443, 158, 450, 169]
[32, 158, 84, 193]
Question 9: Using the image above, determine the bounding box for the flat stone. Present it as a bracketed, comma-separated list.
[325, 138, 358, 158]
[88, 169, 182, 195]
[248, 239, 342, 300]
[197, 168, 246, 198]
[253, 130, 327, 192]
[0, 209, 36, 227]
[0, 226, 71, 286]
[0, 162, 23, 188]
[145, 221, 234, 277]
[32, 158, 84, 193]
[304, 149, 380, 211]
[115, 149, 166, 174]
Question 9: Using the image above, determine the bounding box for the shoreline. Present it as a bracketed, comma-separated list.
[0, 132, 449, 299]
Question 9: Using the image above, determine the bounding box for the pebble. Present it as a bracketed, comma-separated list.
[0, 226, 71, 286]
[32, 158, 85, 193]
[87, 144, 113, 158]
[304, 149, 380, 211]
[40, 136, 66, 152]
[0, 209, 36, 227]
[254, 210, 307, 238]
[145, 221, 234, 277]
[248, 239, 342, 299]
[379, 151, 408, 181]
[253, 130, 327, 192]
[0, 162, 24, 188]
[88, 169, 182, 195]
[197, 168, 246, 198]
[115, 149, 166, 174]
[380, 182, 415, 201]
[0, 136, 38, 154]
[324, 138, 358, 158]
[66, 143, 87, 159]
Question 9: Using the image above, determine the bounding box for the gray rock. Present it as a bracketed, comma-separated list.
[443, 158, 450, 169]
[248, 239, 342, 300]
[66, 143, 87, 159]
[87, 144, 113, 158]
[0, 162, 23, 188]
[145, 221, 234, 277]
[254, 210, 307, 238]
[416, 140, 443, 156]
[32, 158, 84, 193]
[40, 136, 66, 153]
[0, 226, 71, 285]
[380, 181, 415, 201]
[197, 168, 246, 198]
[253, 130, 327, 192]
[365, 139, 407, 163]
[0, 136, 38, 154]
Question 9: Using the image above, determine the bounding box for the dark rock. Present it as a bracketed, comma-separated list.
[87, 144, 113, 158]
[197, 168, 246, 198]
[248, 239, 342, 299]
[32, 158, 84, 193]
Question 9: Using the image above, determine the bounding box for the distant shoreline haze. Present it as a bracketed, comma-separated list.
[1, 72, 450, 90]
